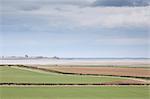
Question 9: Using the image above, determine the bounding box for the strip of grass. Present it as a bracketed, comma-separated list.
[0, 86, 149, 99]
[0, 66, 123, 83]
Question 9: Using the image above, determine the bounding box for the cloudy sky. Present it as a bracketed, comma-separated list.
[0, 0, 150, 58]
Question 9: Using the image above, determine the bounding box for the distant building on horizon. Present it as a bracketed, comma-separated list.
[25, 55, 29, 58]
[52, 56, 60, 59]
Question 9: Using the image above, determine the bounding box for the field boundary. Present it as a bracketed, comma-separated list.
[1, 65, 150, 80]
[0, 82, 149, 86]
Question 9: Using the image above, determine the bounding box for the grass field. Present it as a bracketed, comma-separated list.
[0, 66, 149, 99]
[0, 86, 149, 99]
[0, 66, 124, 83]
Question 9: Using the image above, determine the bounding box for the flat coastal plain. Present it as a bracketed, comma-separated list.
[0, 59, 150, 99]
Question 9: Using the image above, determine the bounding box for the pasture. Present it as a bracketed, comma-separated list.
[0, 66, 124, 83]
[0, 86, 149, 99]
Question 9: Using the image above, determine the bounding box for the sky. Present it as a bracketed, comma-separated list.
[0, 0, 150, 58]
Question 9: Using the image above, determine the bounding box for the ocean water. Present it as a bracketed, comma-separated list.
[0, 58, 149, 67]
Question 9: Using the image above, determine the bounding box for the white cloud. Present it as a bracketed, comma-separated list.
[15, 3, 150, 28]
[1, 0, 96, 10]
[2, 0, 150, 29]
[60, 6, 150, 28]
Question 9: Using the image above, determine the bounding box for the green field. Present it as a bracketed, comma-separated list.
[0, 66, 123, 83]
[0, 66, 149, 99]
[0, 86, 149, 99]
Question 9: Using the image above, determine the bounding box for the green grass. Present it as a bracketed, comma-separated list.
[0, 66, 124, 83]
[0, 86, 149, 99]
[0, 66, 149, 99]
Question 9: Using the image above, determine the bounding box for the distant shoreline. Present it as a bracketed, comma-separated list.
[0, 57, 150, 60]
[0, 58, 149, 67]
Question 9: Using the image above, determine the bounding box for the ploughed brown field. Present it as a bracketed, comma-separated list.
[39, 66, 150, 78]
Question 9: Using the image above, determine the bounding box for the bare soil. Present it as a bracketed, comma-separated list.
[41, 66, 150, 78]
